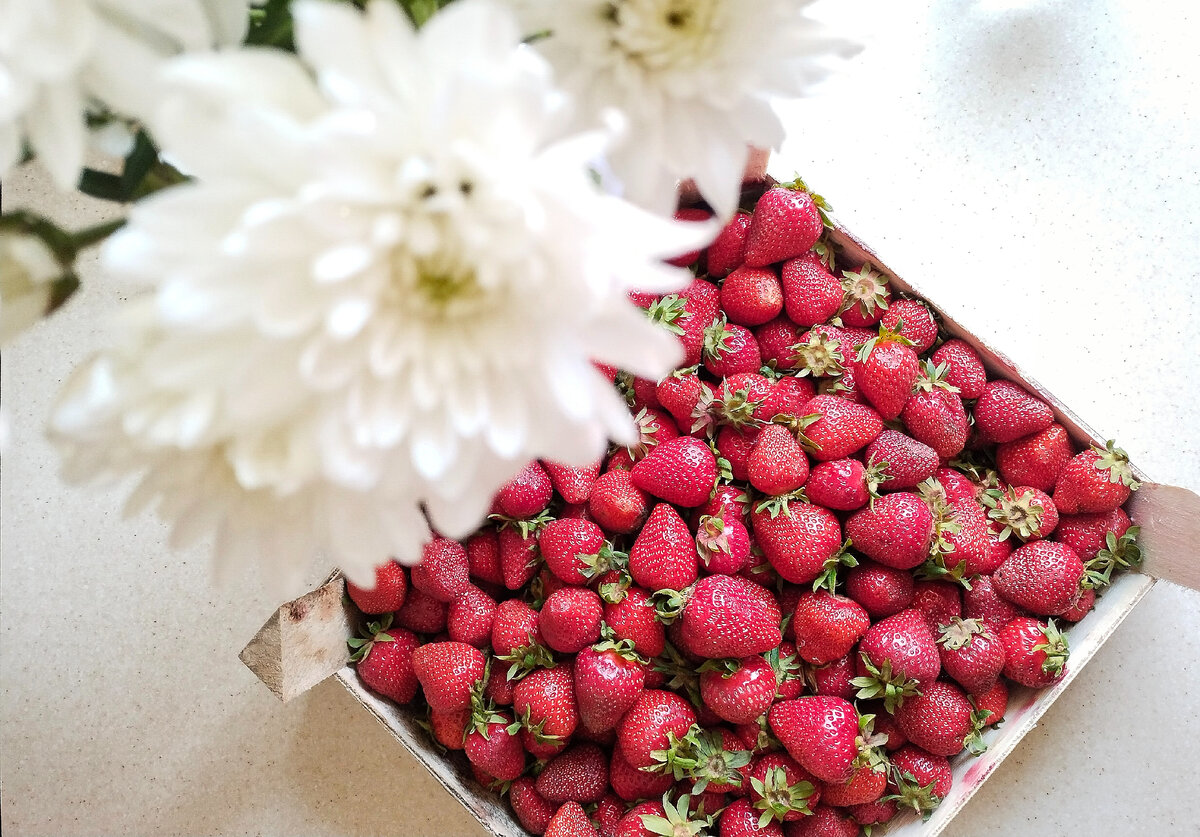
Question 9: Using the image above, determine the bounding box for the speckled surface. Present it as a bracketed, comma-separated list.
[2, 1, 1199, 835]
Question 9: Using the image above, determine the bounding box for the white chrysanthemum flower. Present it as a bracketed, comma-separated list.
[0, 228, 63, 342]
[0, 0, 249, 190]
[50, 0, 706, 591]
[513, 0, 854, 216]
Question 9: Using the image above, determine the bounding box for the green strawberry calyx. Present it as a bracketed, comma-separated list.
[682, 727, 751, 794]
[1093, 439, 1141, 490]
[1083, 526, 1142, 589]
[853, 713, 891, 771]
[812, 538, 860, 594]
[851, 653, 922, 713]
[488, 508, 554, 539]
[754, 488, 809, 520]
[645, 294, 690, 337]
[578, 541, 629, 581]
[980, 487, 1046, 542]
[864, 461, 892, 508]
[648, 728, 700, 779]
[937, 617, 986, 650]
[598, 569, 633, 603]
[696, 510, 732, 563]
[651, 642, 702, 706]
[789, 330, 845, 379]
[626, 406, 663, 460]
[347, 613, 396, 663]
[813, 237, 837, 271]
[638, 792, 714, 837]
[912, 359, 960, 394]
[765, 645, 803, 697]
[702, 315, 735, 361]
[963, 707, 992, 756]
[496, 636, 556, 682]
[714, 384, 765, 431]
[856, 320, 916, 363]
[884, 768, 942, 821]
[468, 662, 508, 739]
[592, 622, 647, 665]
[513, 704, 564, 746]
[750, 766, 816, 827]
[1034, 619, 1070, 676]
[840, 264, 890, 320]
[652, 588, 688, 623]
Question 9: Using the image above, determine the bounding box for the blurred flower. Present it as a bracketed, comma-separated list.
[0, 229, 62, 342]
[513, 0, 855, 216]
[50, 0, 705, 590]
[0, 0, 249, 191]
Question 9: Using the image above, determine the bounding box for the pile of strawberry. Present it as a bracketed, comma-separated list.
[346, 179, 1143, 837]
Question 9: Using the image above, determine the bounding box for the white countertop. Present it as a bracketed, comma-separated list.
[3, 1, 1199, 834]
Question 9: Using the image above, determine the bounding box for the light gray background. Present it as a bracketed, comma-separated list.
[3, 0, 1199, 834]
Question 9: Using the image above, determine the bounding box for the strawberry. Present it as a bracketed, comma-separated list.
[995, 423, 1073, 491]
[617, 689, 698, 769]
[411, 641, 487, 712]
[657, 369, 712, 435]
[700, 655, 779, 725]
[498, 461, 555, 518]
[961, 574, 1025, 635]
[447, 586, 497, 648]
[981, 485, 1059, 541]
[708, 210, 753, 277]
[720, 796, 784, 837]
[498, 526, 540, 590]
[993, 541, 1085, 615]
[751, 501, 843, 585]
[937, 617, 1006, 695]
[465, 530, 505, 587]
[394, 586, 449, 634]
[538, 743, 610, 803]
[845, 560, 915, 619]
[756, 317, 806, 371]
[901, 362, 969, 459]
[870, 711, 907, 751]
[745, 184, 824, 267]
[800, 395, 883, 461]
[1000, 617, 1069, 687]
[929, 339, 987, 399]
[704, 318, 764, 377]
[819, 762, 888, 807]
[853, 610, 940, 710]
[855, 324, 919, 420]
[545, 459, 603, 505]
[717, 426, 758, 481]
[972, 680, 1009, 726]
[574, 632, 646, 733]
[1052, 440, 1140, 514]
[667, 207, 712, 267]
[781, 251, 843, 326]
[786, 804, 860, 837]
[609, 748, 673, 802]
[1061, 586, 1097, 621]
[790, 592, 871, 665]
[510, 776, 558, 835]
[346, 560, 408, 615]
[888, 746, 952, 818]
[410, 536, 471, 603]
[491, 598, 544, 657]
[723, 266, 785, 326]
[696, 509, 752, 574]
[631, 436, 718, 508]
[880, 299, 937, 353]
[768, 696, 864, 783]
[762, 376, 816, 419]
[673, 574, 783, 659]
[465, 714, 526, 782]
[713, 372, 774, 426]
[938, 497, 1003, 578]
[804, 458, 883, 511]
[848, 799, 897, 830]
[865, 429, 938, 490]
[630, 503, 700, 591]
[429, 705, 471, 750]
[894, 680, 985, 756]
[791, 327, 847, 379]
[350, 617, 420, 704]
[540, 519, 615, 585]
[593, 794, 626, 837]
[588, 469, 651, 535]
[514, 663, 579, 756]
[545, 801, 599, 837]
[686, 727, 754, 794]
[627, 405, 680, 461]
[541, 587, 604, 653]
[837, 264, 890, 328]
[747, 752, 820, 823]
[604, 585, 666, 658]
[485, 665, 517, 705]
[909, 581, 962, 631]
[972, 380, 1055, 444]
[698, 484, 753, 526]
[934, 467, 979, 503]
[748, 424, 810, 496]
[844, 492, 934, 570]
[1054, 507, 1131, 561]
[676, 279, 722, 367]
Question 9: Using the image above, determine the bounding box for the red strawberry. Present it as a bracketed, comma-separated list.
[465, 530, 504, 587]
[781, 251, 843, 326]
[804, 458, 882, 511]
[545, 801, 599, 837]
[666, 207, 711, 267]
[465, 714, 526, 782]
[909, 580, 962, 630]
[854, 610, 941, 710]
[995, 423, 1073, 491]
[937, 497, 1002, 577]
[346, 560, 408, 615]
[855, 325, 919, 420]
[603, 585, 666, 658]
[791, 326, 848, 379]
[800, 395, 883, 461]
[588, 469, 651, 535]
[929, 339, 986, 399]
[844, 492, 934, 570]
[410, 536, 471, 603]
[609, 748, 673, 802]
[865, 429, 938, 490]
[747, 752, 821, 823]
[352, 619, 420, 704]
[982, 485, 1059, 541]
[751, 501, 843, 585]
[447, 586, 497, 648]
[491, 598, 544, 657]
[714, 372, 774, 426]
[745, 184, 824, 267]
[880, 299, 937, 353]
[617, 689, 698, 769]
[1061, 586, 1097, 621]
[786, 804, 860, 837]
[1054, 507, 1131, 561]
[756, 317, 806, 371]
[429, 705, 471, 750]
[627, 405, 680, 461]
[631, 436, 718, 508]
[411, 641, 486, 712]
[973, 380, 1055, 443]
[537, 743, 610, 803]
[675, 279, 722, 366]
[934, 467, 979, 503]
[696, 509, 752, 574]
[717, 426, 758, 481]
[1000, 617, 1069, 687]
[901, 362, 969, 459]
[593, 794, 626, 837]
[962, 574, 1025, 635]
[541, 587, 604, 653]
[762, 376, 816, 419]
[888, 746, 952, 818]
[937, 617, 1006, 695]
[870, 712, 906, 751]
[629, 503, 700, 591]
[1053, 440, 1139, 514]
[894, 680, 983, 756]
[749, 424, 810, 496]
[498, 527, 540, 590]
[704, 319, 764, 377]
[845, 560, 915, 619]
[720, 796, 784, 837]
[510, 776, 558, 835]
[723, 265, 785, 326]
[498, 461, 555, 518]
[544, 459, 602, 505]
[698, 484, 753, 525]
[675, 574, 783, 658]
[539, 519, 611, 585]
[791, 592, 871, 665]
[657, 370, 712, 435]
[993, 541, 1085, 615]
[837, 264, 890, 327]
[819, 762, 888, 807]
[848, 799, 897, 830]
[768, 696, 863, 783]
[394, 586, 449, 634]
[700, 655, 779, 725]
[514, 664, 579, 755]
[485, 665, 517, 706]
[708, 210, 753, 277]
[972, 680, 1009, 726]
[574, 635, 646, 733]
